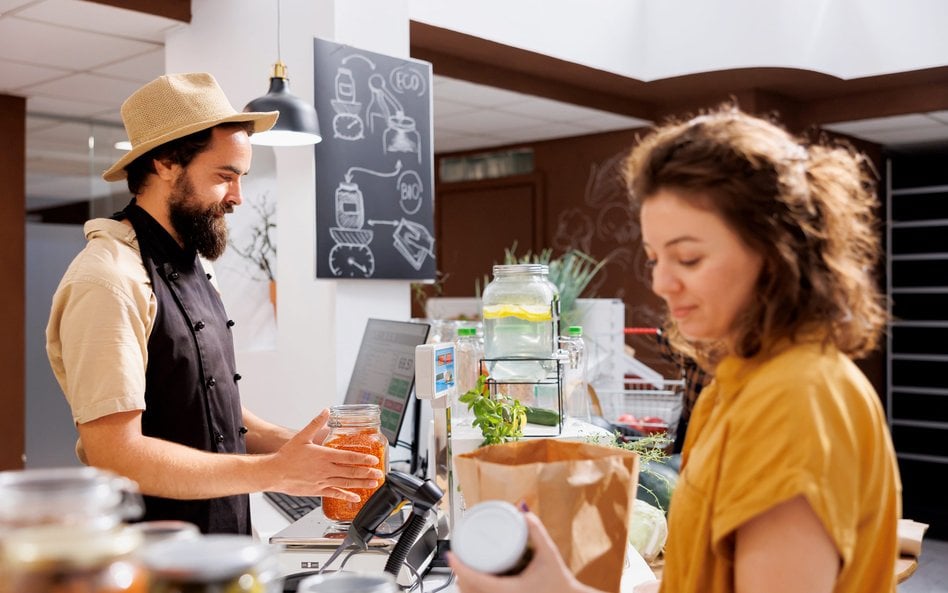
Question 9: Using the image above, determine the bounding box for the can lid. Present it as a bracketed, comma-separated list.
[452, 500, 529, 574]
[141, 534, 274, 582]
[297, 571, 397, 593]
[568, 326, 583, 337]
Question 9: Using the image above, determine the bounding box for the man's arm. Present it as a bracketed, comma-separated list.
[78, 409, 382, 501]
[240, 405, 301, 454]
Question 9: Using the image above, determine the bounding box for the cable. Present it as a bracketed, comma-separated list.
[426, 573, 456, 593]
[404, 562, 423, 593]
[384, 512, 428, 576]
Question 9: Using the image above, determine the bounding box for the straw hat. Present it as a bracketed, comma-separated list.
[103, 72, 278, 182]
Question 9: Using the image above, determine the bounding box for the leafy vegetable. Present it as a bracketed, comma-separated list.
[458, 375, 527, 446]
[628, 499, 668, 563]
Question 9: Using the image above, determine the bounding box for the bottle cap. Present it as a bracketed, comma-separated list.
[568, 326, 583, 337]
[452, 500, 529, 574]
[458, 327, 476, 337]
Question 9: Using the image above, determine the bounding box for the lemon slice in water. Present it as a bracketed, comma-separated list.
[482, 304, 552, 322]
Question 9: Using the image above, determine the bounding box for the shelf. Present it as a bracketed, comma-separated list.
[890, 218, 948, 229]
[891, 184, 948, 196]
[892, 419, 948, 430]
[896, 452, 948, 465]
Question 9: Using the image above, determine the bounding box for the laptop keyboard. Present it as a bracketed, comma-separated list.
[263, 491, 321, 523]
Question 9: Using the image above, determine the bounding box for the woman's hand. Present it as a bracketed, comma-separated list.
[266, 409, 383, 501]
[448, 511, 605, 593]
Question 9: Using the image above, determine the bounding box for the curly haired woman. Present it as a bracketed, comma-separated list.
[450, 105, 900, 593]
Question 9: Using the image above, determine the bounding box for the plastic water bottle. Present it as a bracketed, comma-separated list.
[559, 326, 590, 421]
[454, 327, 483, 424]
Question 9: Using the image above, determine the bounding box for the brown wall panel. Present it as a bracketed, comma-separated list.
[0, 94, 26, 470]
[434, 122, 886, 392]
[86, 0, 190, 22]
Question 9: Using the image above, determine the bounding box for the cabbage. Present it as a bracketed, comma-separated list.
[628, 499, 668, 563]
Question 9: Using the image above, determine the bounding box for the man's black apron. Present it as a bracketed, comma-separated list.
[117, 202, 250, 534]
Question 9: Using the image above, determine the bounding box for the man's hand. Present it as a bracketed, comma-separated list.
[265, 410, 383, 502]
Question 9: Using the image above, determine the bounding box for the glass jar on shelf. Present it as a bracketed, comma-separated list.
[0, 467, 146, 593]
[322, 404, 388, 522]
[481, 264, 560, 382]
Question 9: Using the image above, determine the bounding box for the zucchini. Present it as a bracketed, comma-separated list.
[525, 406, 560, 426]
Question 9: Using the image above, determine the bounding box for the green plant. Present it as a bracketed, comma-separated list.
[458, 374, 527, 446]
[585, 432, 677, 513]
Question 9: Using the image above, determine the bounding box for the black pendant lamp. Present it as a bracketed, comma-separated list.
[243, 1, 322, 146]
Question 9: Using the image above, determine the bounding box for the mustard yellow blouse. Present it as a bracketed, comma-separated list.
[660, 338, 901, 593]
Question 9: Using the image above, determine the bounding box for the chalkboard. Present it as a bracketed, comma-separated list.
[313, 37, 435, 280]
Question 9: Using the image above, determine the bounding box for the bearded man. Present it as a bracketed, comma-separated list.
[46, 73, 381, 534]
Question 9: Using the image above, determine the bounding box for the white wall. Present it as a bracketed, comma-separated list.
[409, 0, 948, 80]
[25, 223, 85, 468]
[164, 0, 413, 431]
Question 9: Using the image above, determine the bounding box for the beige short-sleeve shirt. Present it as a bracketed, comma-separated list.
[46, 218, 158, 424]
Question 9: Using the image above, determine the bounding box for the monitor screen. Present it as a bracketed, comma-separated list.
[343, 318, 431, 444]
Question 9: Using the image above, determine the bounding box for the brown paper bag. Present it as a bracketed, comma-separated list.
[455, 439, 639, 593]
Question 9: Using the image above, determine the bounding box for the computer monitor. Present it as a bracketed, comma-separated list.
[343, 318, 431, 445]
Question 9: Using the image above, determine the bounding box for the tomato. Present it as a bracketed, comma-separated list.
[637, 416, 669, 435]
[617, 413, 638, 425]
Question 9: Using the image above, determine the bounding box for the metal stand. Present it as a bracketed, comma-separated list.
[482, 355, 566, 436]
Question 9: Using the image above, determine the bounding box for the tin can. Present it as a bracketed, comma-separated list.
[297, 572, 397, 593]
[141, 534, 281, 593]
[451, 500, 533, 575]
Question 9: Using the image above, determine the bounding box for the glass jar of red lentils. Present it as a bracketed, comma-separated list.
[322, 404, 388, 522]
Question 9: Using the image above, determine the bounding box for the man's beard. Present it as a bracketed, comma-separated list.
[168, 173, 229, 260]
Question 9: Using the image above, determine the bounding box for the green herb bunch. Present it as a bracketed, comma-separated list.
[458, 374, 527, 446]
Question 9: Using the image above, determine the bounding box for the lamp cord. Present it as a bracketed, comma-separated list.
[276, 0, 282, 63]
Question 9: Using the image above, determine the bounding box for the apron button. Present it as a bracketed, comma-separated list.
[234, 373, 242, 382]
[227, 319, 236, 327]
[194, 321, 206, 331]
[207, 377, 216, 388]
[215, 432, 224, 443]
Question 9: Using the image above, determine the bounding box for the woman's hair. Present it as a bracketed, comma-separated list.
[125, 121, 255, 195]
[624, 104, 886, 364]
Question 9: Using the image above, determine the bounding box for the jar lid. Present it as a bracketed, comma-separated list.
[492, 263, 549, 277]
[0, 467, 141, 528]
[141, 534, 275, 582]
[452, 500, 529, 574]
[297, 571, 397, 593]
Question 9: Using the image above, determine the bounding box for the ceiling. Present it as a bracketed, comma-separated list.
[3, 0, 948, 212]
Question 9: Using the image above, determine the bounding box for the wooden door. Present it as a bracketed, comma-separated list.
[434, 174, 544, 297]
